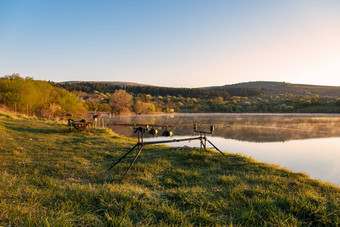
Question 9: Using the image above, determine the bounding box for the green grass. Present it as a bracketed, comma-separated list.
[298, 104, 340, 113]
[0, 111, 339, 226]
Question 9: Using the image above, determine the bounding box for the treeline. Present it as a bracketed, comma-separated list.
[54, 82, 264, 98]
[0, 75, 86, 119]
[81, 89, 340, 114]
[1, 76, 338, 118]
[52, 81, 340, 114]
[53, 82, 236, 99]
[223, 87, 264, 97]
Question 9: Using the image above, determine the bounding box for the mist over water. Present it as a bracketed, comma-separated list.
[107, 113, 340, 185]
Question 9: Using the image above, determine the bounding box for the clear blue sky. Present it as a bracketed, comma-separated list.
[1, 0, 339, 87]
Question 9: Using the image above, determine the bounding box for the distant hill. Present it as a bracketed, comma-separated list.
[55, 81, 231, 99]
[207, 81, 340, 98]
[62, 81, 153, 87]
[61, 80, 340, 98]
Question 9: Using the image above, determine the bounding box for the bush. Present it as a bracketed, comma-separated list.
[336, 98, 340, 106]
[0, 74, 86, 118]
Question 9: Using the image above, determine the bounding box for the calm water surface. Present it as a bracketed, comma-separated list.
[107, 113, 340, 185]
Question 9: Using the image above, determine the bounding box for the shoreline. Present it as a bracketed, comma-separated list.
[106, 112, 340, 118]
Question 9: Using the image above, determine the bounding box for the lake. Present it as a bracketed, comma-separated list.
[106, 113, 340, 186]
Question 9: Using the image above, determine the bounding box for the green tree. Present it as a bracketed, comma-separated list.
[133, 100, 143, 114]
[336, 98, 340, 106]
[0, 75, 86, 118]
[109, 90, 133, 114]
[140, 102, 156, 114]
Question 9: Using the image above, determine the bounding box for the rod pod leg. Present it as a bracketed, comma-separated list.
[120, 145, 144, 181]
[207, 140, 228, 159]
[107, 144, 139, 171]
[202, 137, 207, 151]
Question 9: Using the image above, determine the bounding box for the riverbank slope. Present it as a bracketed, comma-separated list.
[0, 110, 339, 226]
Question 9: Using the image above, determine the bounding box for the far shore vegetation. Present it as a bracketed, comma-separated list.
[0, 109, 339, 225]
[1, 75, 340, 120]
[54, 78, 340, 115]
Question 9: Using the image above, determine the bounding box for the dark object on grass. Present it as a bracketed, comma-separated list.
[93, 114, 101, 119]
[68, 119, 91, 131]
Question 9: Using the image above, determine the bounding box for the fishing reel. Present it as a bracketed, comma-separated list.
[115, 123, 173, 137]
[161, 129, 173, 137]
[146, 126, 173, 137]
[148, 127, 158, 135]
[147, 125, 173, 137]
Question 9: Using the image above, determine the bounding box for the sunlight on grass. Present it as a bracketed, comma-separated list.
[0, 112, 339, 225]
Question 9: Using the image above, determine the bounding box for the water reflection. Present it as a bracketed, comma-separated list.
[106, 113, 340, 185]
[144, 136, 340, 185]
[107, 113, 340, 142]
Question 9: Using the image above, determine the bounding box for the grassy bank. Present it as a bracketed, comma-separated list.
[0, 110, 339, 226]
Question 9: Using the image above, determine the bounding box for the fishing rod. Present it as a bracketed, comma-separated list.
[112, 121, 336, 135]
[112, 123, 221, 128]
[112, 123, 173, 137]
[107, 123, 225, 181]
[112, 123, 171, 128]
